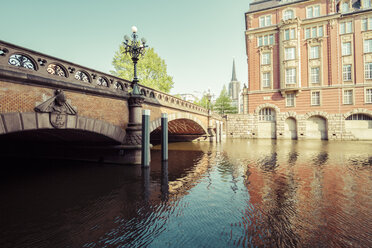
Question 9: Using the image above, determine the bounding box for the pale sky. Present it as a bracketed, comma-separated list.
[1, 0, 251, 100]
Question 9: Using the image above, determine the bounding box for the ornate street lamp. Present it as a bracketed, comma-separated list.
[123, 26, 148, 95]
[206, 89, 212, 111]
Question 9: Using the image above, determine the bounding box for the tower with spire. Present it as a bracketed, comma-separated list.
[228, 59, 241, 112]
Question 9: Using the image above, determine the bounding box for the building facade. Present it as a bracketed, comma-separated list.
[233, 0, 372, 140]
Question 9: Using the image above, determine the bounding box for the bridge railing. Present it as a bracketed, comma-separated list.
[0, 40, 210, 116]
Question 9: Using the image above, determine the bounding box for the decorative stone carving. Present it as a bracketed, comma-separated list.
[34, 89, 77, 128]
[307, 37, 323, 45]
[128, 95, 145, 107]
[259, 45, 273, 52]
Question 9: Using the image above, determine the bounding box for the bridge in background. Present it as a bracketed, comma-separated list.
[0, 41, 223, 164]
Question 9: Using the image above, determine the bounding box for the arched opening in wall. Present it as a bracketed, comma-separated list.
[258, 108, 276, 139]
[284, 117, 297, 140]
[150, 118, 207, 145]
[345, 113, 372, 140]
[0, 128, 122, 160]
[306, 115, 328, 140]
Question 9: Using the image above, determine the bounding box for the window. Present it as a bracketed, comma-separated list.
[343, 89, 353, 104]
[364, 39, 372, 53]
[305, 25, 323, 39]
[257, 34, 275, 47]
[361, 17, 372, 31]
[342, 42, 351, 56]
[259, 108, 275, 121]
[286, 68, 296, 84]
[363, 0, 372, 8]
[262, 72, 271, 87]
[340, 21, 352, 34]
[346, 113, 372, 120]
[311, 67, 320, 83]
[310, 46, 320, 59]
[259, 15, 272, 27]
[285, 47, 296, 60]
[341, 2, 350, 13]
[261, 53, 271, 65]
[284, 28, 295, 40]
[286, 93, 295, 107]
[283, 10, 294, 20]
[311, 91, 320, 106]
[365, 62, 372, 79]
[366, 88, 372, 103]
[343, 64, 352, 81]
[306, 5, 320, 18]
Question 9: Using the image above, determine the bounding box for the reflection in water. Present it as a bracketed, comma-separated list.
[1, 140, 372, 247]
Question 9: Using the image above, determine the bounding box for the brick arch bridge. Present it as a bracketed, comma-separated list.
[0, 41, 223, 163]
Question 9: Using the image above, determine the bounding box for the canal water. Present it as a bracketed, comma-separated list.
[1, 139, 372, 248]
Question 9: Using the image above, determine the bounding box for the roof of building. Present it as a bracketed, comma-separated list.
[247, 0, 365, 14]
[231, 59, 238, 82]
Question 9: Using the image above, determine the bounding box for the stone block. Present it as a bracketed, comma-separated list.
[100, 122, 109, 136]
[21, 112, 37, 130]
[77, 116, 87, 129]
[93, 120, 103, 133]
[0, 116, 5, 134]
[107, 124, 116, 138]
[67, 115, 77, 129]
[37, 113, 53, 129]
[2, 113, 22, 133]
[85, 118, 95, 132]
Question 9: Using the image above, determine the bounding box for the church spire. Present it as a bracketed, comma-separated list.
[231, 59, 238, 81]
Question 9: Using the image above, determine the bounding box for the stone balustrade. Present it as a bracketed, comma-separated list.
[0, 40, 210, 116]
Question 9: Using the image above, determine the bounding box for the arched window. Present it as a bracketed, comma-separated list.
[97, 77, 109, 87]
[74, 71, 90, 83]
[8, 54, 36, 70]
[346, 114, 372, 120]
[47, 64, 66, 77]
[114, 81, 124, 90]
[283, 9, 294, 21]
[341, 1, 349, 13]
[259, 108, 276, 121]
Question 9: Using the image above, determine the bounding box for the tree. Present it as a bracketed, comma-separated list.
[194, 94, 213, 110]
[214, 85, 238, 115]
[111, 46, 174, 93]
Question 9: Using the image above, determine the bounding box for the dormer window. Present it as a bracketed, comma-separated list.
[259, 15, 272, 27]
[306, 5, 320, 18]
[341, 2, 350, 12]
[363, 0, 372, 8]
[283, 10, 294, 21]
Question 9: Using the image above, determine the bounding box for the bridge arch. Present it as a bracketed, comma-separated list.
[0, 112, 126, 145]
[149, 113, 208, 144]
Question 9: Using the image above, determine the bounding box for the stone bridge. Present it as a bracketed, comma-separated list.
[0, 40, 223, 164]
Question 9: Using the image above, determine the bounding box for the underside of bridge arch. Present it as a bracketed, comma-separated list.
[150, 118, 208, 145]
[0, 112, 126, 161]
[0, 128, 123, 161]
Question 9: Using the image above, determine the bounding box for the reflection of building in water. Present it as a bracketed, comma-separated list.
[235, 139, 372, 247]
[227, 0, 372, 141]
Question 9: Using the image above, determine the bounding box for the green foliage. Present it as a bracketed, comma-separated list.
[111, 46, 174, 93]
[214, 85, 238, 115]
[194, 94, 213, 110]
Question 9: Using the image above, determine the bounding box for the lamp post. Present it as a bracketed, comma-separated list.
[123, 26, 148, 95]
[122, 26, 149, 165]
[206, 89, 212, 112]
[206, 89, 213, 142]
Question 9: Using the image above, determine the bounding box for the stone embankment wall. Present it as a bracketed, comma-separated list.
[226, 110, 372, 141]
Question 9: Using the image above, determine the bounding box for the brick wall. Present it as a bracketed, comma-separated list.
[0, 80, 128, 128]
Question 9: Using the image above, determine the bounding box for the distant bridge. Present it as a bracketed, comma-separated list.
[0, 41, 223, 163]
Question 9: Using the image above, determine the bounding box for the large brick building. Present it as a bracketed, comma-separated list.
[232, 0, 372, 140]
